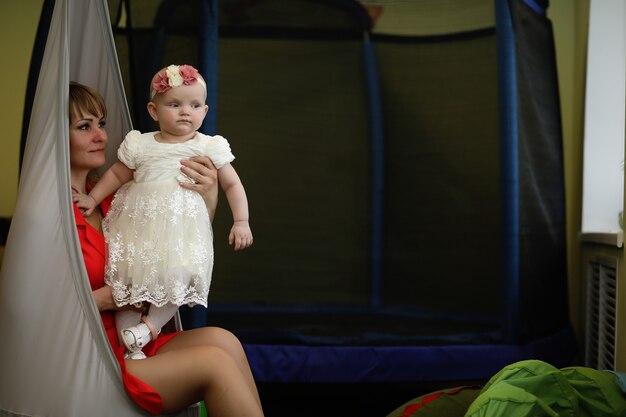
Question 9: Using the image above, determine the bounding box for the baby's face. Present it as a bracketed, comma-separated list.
[151, 82, 208, 142]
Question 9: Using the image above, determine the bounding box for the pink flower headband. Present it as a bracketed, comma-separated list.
[150, 64, 207, 99]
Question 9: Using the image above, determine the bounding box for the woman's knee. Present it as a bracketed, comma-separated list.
[197, 326, 238, 341]
[198, 344, 234, 363]
[196, 327, 245, 354]
[168, 345, 235, 385]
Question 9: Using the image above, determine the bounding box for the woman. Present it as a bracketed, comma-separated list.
[69, 81, 264, 417]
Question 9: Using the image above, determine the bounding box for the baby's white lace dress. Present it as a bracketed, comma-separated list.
[103, 130, 234, 308]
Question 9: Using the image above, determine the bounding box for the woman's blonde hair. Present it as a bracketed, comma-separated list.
[69, 82, 107, 185]
[69, 81, 107, 122]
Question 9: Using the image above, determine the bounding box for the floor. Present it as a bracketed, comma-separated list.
[257, 380, 483, 417]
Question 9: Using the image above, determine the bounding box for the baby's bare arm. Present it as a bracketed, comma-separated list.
[218, 164, 252, 250]
[72, 192, 98, 215]
[88, 161, 134, 208]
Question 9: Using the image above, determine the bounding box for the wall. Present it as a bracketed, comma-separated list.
[552, 0, 626, 371]
[0, 0, 44, 263]
[549, 0, 590, 357]
[0, 1, 44, 218]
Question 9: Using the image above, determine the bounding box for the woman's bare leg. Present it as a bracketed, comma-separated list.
[126, 345, 263, 416]
[156, 327, 262, 408]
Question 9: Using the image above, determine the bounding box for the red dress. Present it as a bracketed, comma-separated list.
[74, 193, 179, 415]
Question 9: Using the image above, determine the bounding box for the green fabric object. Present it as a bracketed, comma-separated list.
[464, 360, 626, 417]
[608, 371, 626, 393]
[466, 383, 560, 417]
[561, 366, 626, 417]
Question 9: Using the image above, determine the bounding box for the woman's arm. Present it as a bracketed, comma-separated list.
[93, 285, 145, 313]
[92, 285, 118, 311]
[179, 156, 219, 220]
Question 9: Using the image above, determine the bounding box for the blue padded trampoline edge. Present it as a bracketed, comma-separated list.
[243, 325, 578, 383]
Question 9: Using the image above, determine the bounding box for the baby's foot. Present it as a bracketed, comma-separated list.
[121, 322, 152, 353]
[124, 349, 147, 360]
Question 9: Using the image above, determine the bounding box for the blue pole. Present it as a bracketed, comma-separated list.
[199, 0, 218, 135]
[362, 32, 384, 311]
[495, 0, 520, 343]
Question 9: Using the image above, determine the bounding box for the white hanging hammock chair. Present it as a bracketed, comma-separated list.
[0, 0, 197, 415]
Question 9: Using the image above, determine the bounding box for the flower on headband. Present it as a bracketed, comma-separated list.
[151, 64, 201, 96]
[178, 65, 200, 85]
[165, 66, 184, 87]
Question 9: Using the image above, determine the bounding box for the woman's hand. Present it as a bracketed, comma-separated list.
[180, 156, 219, 220]
[92, 285, 145, 313]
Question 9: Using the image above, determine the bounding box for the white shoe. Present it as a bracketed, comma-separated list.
[124, 350, 147, 360]
[121, 323, 152, 353]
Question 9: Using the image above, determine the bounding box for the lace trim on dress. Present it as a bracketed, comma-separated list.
[103, 184, 213, 308]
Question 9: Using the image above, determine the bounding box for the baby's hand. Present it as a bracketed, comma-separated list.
[72, 192, 97, 217]
[229, 221, 253, 251]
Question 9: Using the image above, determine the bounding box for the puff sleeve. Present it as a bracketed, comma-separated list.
[117, 130, 142, 169]
[206, 135, 235, 169]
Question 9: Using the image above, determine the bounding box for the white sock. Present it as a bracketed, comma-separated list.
[145, 302, 179, 332]
[116, 309, 142, 342]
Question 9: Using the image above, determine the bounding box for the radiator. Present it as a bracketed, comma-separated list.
[585, 256, 618, 370]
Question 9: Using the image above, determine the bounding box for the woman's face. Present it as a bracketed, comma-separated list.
[69, 108, 108, 171]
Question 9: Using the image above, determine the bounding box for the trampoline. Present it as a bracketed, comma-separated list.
[109, 0, 576, 384]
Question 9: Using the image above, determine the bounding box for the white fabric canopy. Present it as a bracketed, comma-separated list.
[0, 0, 196, 415]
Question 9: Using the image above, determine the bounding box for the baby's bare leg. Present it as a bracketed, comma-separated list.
[126, 346, 264, 416]
[157, 327, 262, 408]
